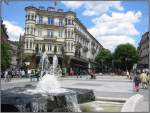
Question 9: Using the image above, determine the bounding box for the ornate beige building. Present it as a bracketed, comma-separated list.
[23, 6, 103, 73]
[139, 31, 149, 69]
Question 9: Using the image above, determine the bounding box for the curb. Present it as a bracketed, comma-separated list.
[96, 96, 127, 103]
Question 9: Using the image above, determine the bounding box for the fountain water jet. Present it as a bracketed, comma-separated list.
[27, 52, 67, 94]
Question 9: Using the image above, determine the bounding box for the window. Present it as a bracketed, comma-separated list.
[59, 31, 63, 38]
[31, 14, 34, 20]
[47, 30, 53, 37]
[68, 19, 71, 25]
[48, 45, 49, 51]
[30, 26, 34, 34]
[30, 41, 32, 48]
[38, 29, 42, 36]
[26, 27, 29, 34]
[59, 18, 63, 26]
[50, 45, 52, 51]
[48, 17, 54, 25]
[68, 31, 71, 38]
[72, 19, 74, 25]
[26, 41, 28, 49]
[65, 18, 67, 25]
[39, 16, 43, 24]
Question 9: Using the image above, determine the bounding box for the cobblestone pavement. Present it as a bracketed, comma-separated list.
[1, 75, 149, 112]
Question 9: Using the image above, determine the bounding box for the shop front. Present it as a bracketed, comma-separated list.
[69, 58, 88, 76]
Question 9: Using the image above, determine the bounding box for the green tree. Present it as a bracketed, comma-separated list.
[1, 43, 11, 71]
[95, 49, 112, 72]
[113, 43, 139, 71]
[95, 49, 112, 62]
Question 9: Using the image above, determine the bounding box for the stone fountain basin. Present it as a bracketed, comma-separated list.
[1, 85, 95, 112]
[79, 100, 124, 112]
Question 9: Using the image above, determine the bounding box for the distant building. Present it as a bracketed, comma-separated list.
[23, 6, 103, 73]
[8, 40, 19, 66]
[138, 31, 149, 69]
[17, 35, 25, 67]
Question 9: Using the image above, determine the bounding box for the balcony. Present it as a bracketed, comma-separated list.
[74, 28, 83, 36]
[43, 35, 57, 42]
[75, 42, 82, 49]
[91, 48, 96, 54]
[83, 46, 88, 52]
[36, 22, 65, 28]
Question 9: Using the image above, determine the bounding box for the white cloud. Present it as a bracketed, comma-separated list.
[62, 1, 124, 16]
[88, 11, 142, 51]
[83, 1, 124, 16]
[3, 20, 24, 41]
[61, 1, 84, 10]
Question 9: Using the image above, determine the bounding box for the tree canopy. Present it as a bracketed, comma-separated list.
[95, 49, 112, 62]
[113, 43, 139, 70]
[1, 43, 11, 71]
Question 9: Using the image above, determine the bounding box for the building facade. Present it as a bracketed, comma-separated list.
[139, 31, 149, 69]
[23, 6, 103, 73]
[1, 20, 9, 44]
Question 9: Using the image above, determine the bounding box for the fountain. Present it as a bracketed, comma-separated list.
[27, 52, 67, 94]
[1, 52, 95, 112]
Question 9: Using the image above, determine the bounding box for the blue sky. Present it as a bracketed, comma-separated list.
[2, 0, 149, 51]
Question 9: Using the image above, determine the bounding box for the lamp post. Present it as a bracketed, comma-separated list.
[112, 60, 114, 73]
[101, 59, 104, 73]
[125, 58, 128, 71]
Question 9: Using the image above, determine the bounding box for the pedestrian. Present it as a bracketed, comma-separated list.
[146, 72, 150, 84]
[140, 71, 149, 89]
[126, 70, 130, 79]
[4, 70, 8, 82]
[133, 74, 141, 92]
[22, 70, 25, 77]
[8, 69, 12, 82]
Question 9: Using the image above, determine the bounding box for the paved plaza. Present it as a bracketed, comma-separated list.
[1, 75, 149, 112]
